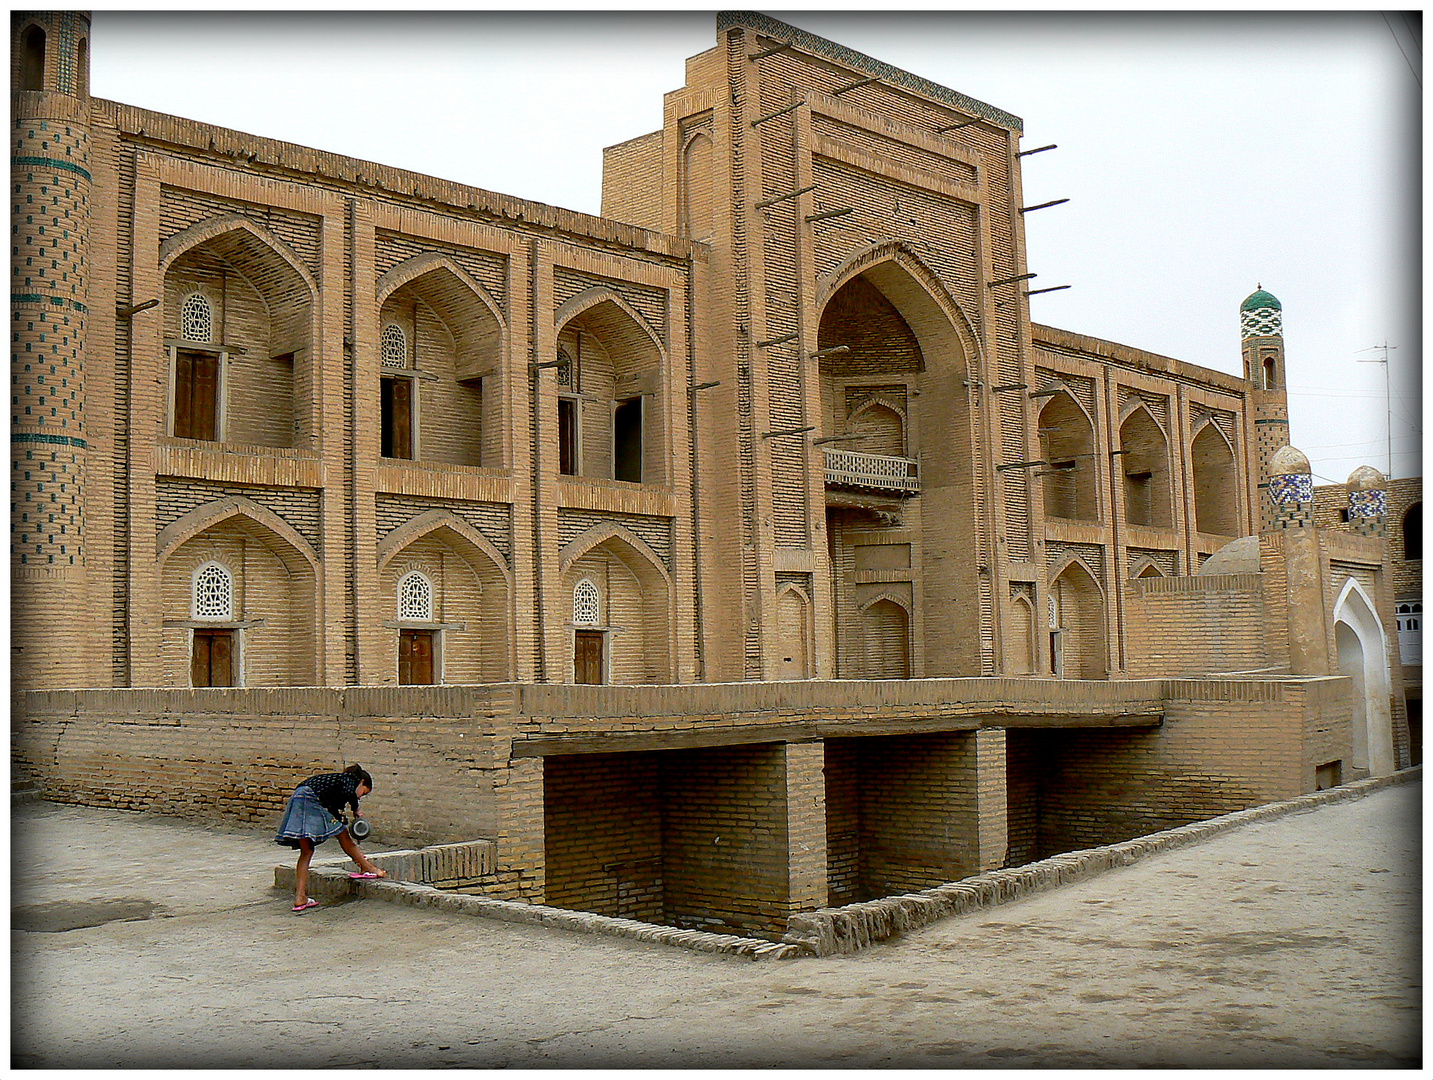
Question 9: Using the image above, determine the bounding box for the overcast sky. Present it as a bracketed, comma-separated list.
[89, 10, 1421, 484]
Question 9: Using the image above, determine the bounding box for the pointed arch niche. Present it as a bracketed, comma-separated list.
[1119, 405, 1173, 528]
[378, 518, 513, 685]
[376, 257, 505, 468]
[157, 511, 318, 687]
[1050, 560, 1107, 679]
[560, 528, 672, 684]
[1038, 390, 1098, 522]
[160, 220, 316, 448]
[1191, 421, 1239, 536]
[554, 292, 666, 487]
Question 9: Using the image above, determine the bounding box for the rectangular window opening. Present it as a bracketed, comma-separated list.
[614, 396, 642, 483]
[558, 396, 579, 476]
[381, 376, 413, 459]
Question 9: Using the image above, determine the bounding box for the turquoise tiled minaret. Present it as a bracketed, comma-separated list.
[1242, 287, 1291, 531]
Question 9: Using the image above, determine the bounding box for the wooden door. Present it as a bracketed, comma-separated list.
[175, 350, 219, 440]
[399, 629, 435, 685]
[574, 630, 604, 685]
[191, 629, 235, 687]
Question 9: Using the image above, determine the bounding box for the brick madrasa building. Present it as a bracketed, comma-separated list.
[11, 11, 1415, 936]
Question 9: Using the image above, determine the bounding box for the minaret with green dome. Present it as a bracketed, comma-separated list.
[1241, 286, 1291, 531]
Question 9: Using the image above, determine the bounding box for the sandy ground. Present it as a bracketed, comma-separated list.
[10, 781, 1422, 1069]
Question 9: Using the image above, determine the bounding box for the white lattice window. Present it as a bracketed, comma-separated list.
[192, 562, 233, 620]
[181, 293, 213, 343]
[398, 571, 433, 621]
[1396, 601, 1421, 666]
[381, 323, 408, 369]
[573, 578, 600, 626]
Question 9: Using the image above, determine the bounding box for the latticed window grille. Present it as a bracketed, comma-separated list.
[556, 348, 574, 388]
[181, 293, 213, 343]
[193, 562, 233, 619]
[398, 571, 433, 621]
[573, 578, 600, 626]
[381, 323, 408, 369]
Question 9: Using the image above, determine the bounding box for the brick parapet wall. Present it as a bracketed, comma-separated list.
[12, 686, 513, 849]
[96, 100, 702, 263]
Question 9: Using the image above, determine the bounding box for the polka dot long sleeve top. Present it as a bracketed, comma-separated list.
[301, 772, 363, 818]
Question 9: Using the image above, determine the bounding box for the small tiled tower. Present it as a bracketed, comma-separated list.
[1241, 287, 1292, 531]
[10, 11, 96, 688]
[1266, 444, 1314, 530]
[1346, 465, 1389, 539]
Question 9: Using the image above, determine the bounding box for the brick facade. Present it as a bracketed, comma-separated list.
[9, 11, 1413, 936]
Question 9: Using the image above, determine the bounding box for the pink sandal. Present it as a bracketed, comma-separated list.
[292, 898, 321, 913]
[349, 871, 383, 880]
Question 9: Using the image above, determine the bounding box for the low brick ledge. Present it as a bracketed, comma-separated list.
[278, 867, 802, 960]
[781, 766, 1422, 958]
[273, 849, 801, 960]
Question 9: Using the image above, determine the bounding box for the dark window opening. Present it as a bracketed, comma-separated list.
[1262, 355, 1278, 390]
[398, 629, 435, 685]
[76, 38, 87, 96]
[614, 396, 642, 483]
[1405, 503, 1421, 561]
[381, 376, 412, 459]
[21, 26, 45, 91]
[174, 349, 218, 440]
[191, 629, 235, 687]
[558, 396, 578, 476]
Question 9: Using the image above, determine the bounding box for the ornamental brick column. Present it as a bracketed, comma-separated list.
[1266, 444, 1328, 676]
[1346, 465, 1389, 539]
[11, 11, 99, 689]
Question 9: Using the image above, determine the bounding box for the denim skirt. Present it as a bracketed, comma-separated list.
[274, 785, 347, 849]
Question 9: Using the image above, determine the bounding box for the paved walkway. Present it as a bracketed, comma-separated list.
[11, 781, 1421, 1068]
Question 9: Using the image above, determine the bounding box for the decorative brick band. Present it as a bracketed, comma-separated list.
[12, 432, 88, 449]
[11, 293, 88, 313]
[11, 156, 92, 181]
[780, 767, 1421, 957]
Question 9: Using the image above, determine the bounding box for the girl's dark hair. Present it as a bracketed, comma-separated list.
[343, 763, 374, 790]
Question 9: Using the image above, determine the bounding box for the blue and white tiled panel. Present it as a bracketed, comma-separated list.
[1268, 472, 1313, 505]
[1347, 487, 1388, 518]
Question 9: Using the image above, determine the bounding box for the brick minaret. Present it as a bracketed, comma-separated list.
[1345, 465, 1389, 539]
[1241, 287, 1291, 531]
[10, 11, 96, 688]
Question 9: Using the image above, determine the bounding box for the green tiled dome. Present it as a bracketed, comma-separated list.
[1240, 288, 1281, 312]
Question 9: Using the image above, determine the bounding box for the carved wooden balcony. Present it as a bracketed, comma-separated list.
[823, 448, 920, 496]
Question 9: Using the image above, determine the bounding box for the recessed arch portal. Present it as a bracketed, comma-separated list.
[815, 245, 984, 677]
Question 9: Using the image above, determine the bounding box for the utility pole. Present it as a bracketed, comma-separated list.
[1357, 342, 1396, 478]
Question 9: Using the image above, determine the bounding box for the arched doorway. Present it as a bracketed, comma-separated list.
[1333, 580, 1395, 776]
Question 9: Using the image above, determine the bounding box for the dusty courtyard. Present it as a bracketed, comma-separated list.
[11, 779, 1421, 1069]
